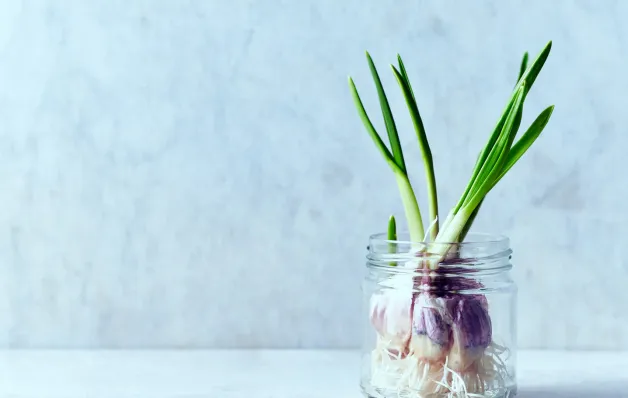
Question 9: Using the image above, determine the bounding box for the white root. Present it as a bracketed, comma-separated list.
[370, 341, 512, 398]
[423, 216, 439, 242]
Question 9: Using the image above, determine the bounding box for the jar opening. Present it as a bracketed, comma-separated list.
[366, 231, 512, 273]
[369, 231, 509, 246]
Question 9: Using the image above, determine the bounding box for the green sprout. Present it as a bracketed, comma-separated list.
[387, 215, 397, 266]
[349, 42, 555, 267]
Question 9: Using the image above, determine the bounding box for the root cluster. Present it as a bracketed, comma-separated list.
[370, 338, 511, 398]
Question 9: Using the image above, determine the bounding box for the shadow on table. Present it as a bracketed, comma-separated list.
[518, 384, 628, 398]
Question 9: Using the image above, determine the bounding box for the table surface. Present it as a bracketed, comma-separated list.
[0, 350, 626, 397]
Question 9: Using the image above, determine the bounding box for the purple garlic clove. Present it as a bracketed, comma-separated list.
[410, 293, 453, 362]
[448, 295, 492, 372]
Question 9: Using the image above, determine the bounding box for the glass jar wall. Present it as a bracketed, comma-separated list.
[361, 232, 517, 398]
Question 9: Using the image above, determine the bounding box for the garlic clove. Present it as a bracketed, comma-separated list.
[369, 287, 412, 350]
[410, 294, 452, 362]
[448, 295, 492, 372]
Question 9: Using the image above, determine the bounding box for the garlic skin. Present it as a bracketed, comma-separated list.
[408, 288, 492, 372]
[448, 295, 492, 372]
[410, 293, 452, 362]
[369, 275, 414, 352]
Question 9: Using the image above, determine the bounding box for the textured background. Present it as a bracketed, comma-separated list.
[0, 0, 625, 349]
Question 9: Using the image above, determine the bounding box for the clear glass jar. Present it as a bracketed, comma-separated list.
[360, 232, 517, 398]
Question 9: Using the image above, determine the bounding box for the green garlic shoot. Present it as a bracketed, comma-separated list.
[387, 215, 397, 266]
[349, 41, 555, 268]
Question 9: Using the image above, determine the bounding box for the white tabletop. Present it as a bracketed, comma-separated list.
[0, 350, 626, 397]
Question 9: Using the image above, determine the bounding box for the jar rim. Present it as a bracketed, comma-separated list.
[368, 231, 509, 247]
[366, 231, 512, 271]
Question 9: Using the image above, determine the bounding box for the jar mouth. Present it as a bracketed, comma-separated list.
[368, 231, 509, 246]
[366, 231, 512, 271]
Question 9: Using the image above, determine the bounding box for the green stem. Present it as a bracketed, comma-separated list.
[459, 51, 531, 242]
[387, 215, 397, 266]
[394, 172, 425, 243]
[393, 59, 439, 239]
[458, 201, 481, 242]
[427, 210, 474, 269]
[450, 42, 552, 217]
[349, 56, 426, 245]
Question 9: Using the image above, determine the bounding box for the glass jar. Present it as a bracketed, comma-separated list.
[360, 232, 517, 398]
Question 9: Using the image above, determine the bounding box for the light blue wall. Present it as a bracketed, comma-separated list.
[0, 0, 626, 348]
